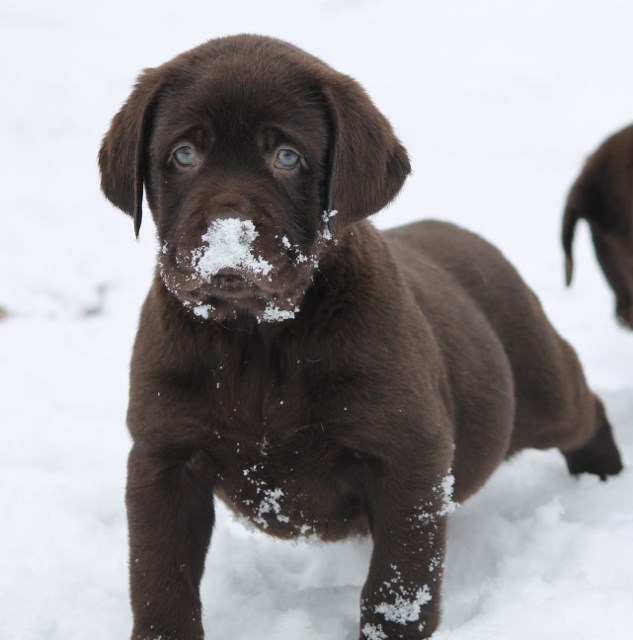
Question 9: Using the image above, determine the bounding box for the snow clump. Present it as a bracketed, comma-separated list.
[374, 585, 432, 625]
[192, 218, 273, 279]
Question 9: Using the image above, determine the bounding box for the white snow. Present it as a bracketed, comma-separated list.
[193, 303, 214, 319]
[374, 585, 432, 625]
[411, 472, 459, 525]
[362, 622, 388, 640]
[192, 218, 272, 279]
[261, 302, 299, 323]
[436, 472, 458, 517]
[1, 1, 633, 639]
[370, 565, 433, 626]
[320, 209, 339, 241]
[254, 488, 288, 529]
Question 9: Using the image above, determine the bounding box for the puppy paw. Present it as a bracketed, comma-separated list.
[562, 419, 623, 481]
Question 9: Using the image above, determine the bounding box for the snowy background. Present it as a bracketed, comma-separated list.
[1, 1, 632, 638]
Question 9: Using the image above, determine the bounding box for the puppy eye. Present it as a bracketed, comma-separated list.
[275, 148, 301, 169]
[174, 145, 197, 167]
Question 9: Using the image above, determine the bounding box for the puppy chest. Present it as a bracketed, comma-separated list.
[213, 435, 369, 540]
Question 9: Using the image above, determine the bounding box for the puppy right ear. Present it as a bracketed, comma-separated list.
[321, 73, 411, 231]
[98, 68, 163, 237]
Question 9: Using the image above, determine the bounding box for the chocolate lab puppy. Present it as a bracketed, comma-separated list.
[562, 124, 633, 328]
[99, 35, 623, 640]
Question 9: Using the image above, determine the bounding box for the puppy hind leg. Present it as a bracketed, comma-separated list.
[561, 397, 623, 480]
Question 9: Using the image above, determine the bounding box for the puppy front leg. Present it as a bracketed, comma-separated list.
[359, 470, 453, 640]
[126, 444, 215, 640]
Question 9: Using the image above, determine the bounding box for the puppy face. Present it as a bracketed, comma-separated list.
[149, 65, 332, 321]
[99, 35, 411, 322]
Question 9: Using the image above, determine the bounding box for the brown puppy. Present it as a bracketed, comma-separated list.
[562, 124, 633, 328]
[100, 35, 623, 640]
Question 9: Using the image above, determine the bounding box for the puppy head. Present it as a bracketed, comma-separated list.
[99, 35, 410, 322]
[562, 124, 633, 328]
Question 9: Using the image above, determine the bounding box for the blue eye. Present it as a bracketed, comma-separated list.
[174, 145, 196, 166]
[275, 148, 301, 169]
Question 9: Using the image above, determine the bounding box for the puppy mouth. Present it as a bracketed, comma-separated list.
[158, 213, 333, 323]
[180, 274, 302, 324]
[158, 227, 307, 322]
[161, 217, 278, 296]
[192, 270, 263, 298]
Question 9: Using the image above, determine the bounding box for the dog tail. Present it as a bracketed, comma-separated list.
[562, 197, 580, 287]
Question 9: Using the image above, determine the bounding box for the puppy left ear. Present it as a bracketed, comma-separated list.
[98, 67, 163, 237]
[322, 74, 411, 231]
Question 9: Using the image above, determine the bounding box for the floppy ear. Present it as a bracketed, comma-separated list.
[322, 75, 411, 231]
[98, 68, 163, 237]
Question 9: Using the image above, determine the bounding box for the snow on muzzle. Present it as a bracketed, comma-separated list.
[191, 217, 274, 284]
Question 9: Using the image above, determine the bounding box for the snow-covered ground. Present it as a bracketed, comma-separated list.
[1, 1, 632, 638]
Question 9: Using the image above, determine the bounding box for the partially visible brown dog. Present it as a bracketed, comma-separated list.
[100, 35, 623, 640]
[562, 124, 633, 328]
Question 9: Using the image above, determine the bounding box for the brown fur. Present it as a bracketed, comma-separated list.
[100, 35, 623, 640]
[562, 124, 633, 328]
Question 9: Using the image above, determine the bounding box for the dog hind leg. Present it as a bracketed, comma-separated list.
[561, 397, 623, 480]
